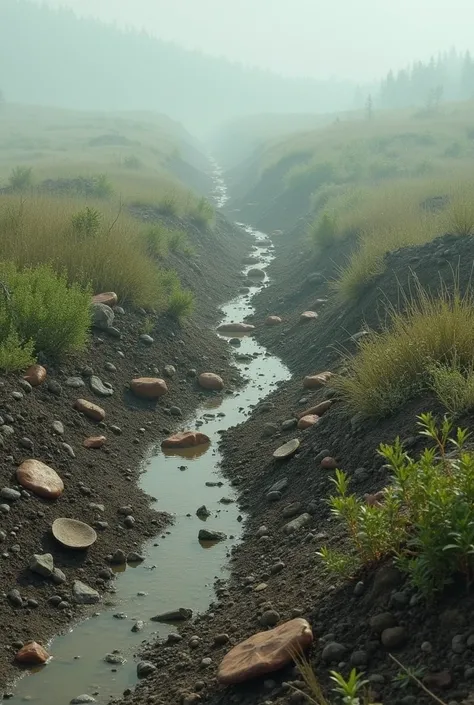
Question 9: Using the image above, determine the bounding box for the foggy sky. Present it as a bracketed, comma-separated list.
[40, 0, 473, 80]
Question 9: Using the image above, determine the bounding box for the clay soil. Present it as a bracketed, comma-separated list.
[119, 231, 474, 705]
[0, 212, 251, 693]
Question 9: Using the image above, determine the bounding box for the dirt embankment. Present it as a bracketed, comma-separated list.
[0, 212, 251, 693]
[120, 231, 474, 705]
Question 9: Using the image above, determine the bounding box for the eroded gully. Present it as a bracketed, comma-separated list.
[7, 162, 291, 705]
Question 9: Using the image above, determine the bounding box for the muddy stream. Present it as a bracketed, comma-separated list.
[7, 164, 290, 705]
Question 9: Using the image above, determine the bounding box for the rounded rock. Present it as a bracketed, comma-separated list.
[198, 373, 224, 391]
[130, 378, 168, 399]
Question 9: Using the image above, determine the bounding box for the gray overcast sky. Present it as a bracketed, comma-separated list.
[41, 0, 474, 80]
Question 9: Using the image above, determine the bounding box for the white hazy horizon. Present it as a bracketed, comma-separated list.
[38, 0, 474, 81]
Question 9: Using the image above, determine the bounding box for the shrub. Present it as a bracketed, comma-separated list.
[8, 166, 33, 192]
[309, 212, 338, 250]
[445, 194, 474, 236]
[319, 413, 474, 597]
[189, 197, 214, 229]
[429, 359, 474, 415]
[157, 194, 178, 216]
[334, 280, 474, 418]
[0, 262, 91, 358]
[88, 173, 113, 199]
[166, 284, 194, 320]
[71, 207, 102, 238]
[0, 330, 35, 372]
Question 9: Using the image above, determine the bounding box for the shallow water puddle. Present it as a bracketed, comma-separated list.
[7, 176, 290, 705]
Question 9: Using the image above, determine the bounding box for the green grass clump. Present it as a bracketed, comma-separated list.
[309, 211, 338, 250]
[319, 413, 474, 598]
[189, 196, 215, 229]
[0, 329, 35, 372]
[334, 281, 474, 418]
[166, 281, 194, 320]
[0, 261, 91, 359]
[429, 359, 474, 415]
[8, 166, 33, 192]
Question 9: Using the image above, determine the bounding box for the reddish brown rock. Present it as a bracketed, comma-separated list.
[217, 618, 313, 685]
[17, 459, 64, 499]
[74, 399, 106, 421]
[300, 311, 318, 322]
[83, 436, 107, 449]
[297, 414, 319, 430]
[265, 316, 282, 326]
[161, 431, 210, 449]
[15, 641, 50, 665]
[92, 292, 118, 307]
[217, 322, 255, 333]
[198, 373, 224, 391]
[320, 457, 337, 469]
[23, 364, 47, 387]
[130, 378, 168, 399]
[303, 371, 333, 389]
[298, 400, 332, 418]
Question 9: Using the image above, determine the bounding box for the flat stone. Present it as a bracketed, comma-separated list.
[268, 478, 288, 493]
[300, 311, 318, 322]
[17, 459, 64, 499]
[162, 431, 210, 449]
[70, 696, 96, 704]
[72, 580, 101, 604]
[265, 316, 282, 325]
[217, 322, 255, 333]
[273, 439, 300, 460]
[0, 488, 21, 502]
[297, 414, 319, 430]
[298, 400, 332, 418]
[282, 502, 302, 519]
[90, 376, 113, 397]
[151, 608, 192, 622]
[283, 513, 312, 535]
[303, 371, 333, 389]
[92, 292, 118, 307]
[83, 436, 106, 449]
[262, 423, 279, 437]
[66, 377, 85, 388]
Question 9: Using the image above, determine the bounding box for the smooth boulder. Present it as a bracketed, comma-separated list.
[92, 292, 118, 307]
[23, 364, 47, 387]
[298, 400, 332, 418]
[265, 316, 282, 326]
[300, 311, 318, 322]
[217, 618, 313, 684]
[17, 459, 64, 499]
[217, 322, 255, 333]
[161, 431, 210, 449]
[91, 303, 114, 330]
[247, 268, 266, 280]
[130, 378, 168, 399]
[74, 399, 106, 422]
[198, 373, 224, 391]
[15, 642, 50, 665]
[303, 371, 333, 389]
[297, 414, 319, 430]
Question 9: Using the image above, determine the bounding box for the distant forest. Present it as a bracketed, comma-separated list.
[0, 0, 355, 133]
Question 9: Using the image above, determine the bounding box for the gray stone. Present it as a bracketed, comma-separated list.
[137, 661, 157, 678]
[322, 642, 347, 663]
[283, 513, 312, 535]
[198, 529, 227, 542]
[70, 696, 96, 704]
[268, 478, 288, 493]
[354, 581, 365, 597]
[452, 634, 466, 653]
[0, 488, 21, 502]
[124, 515, 135, 528]
[170, 406, 182, 417]
[260, 610, 280, 627]
[262, 423, 279, 437]
[281, 419, 297, 431]
[0, 425, 14, 437]
[104, 362, 117, 372]
[132, 620, 145, 632]
[52, 567, 67, 584]
[370, 612, 397, 634]
[61, 442, 76, 458]
[381, 626, 407, 649]
[139, 334, 154, 345]
[266, 491, 282, 502]
[11, 391, 23, 400]
[196, 505, 211, 518]
[256, 525, 269, 537]
[164, 365, 176, 377]
[47, 380, 62, 396]
[350, 650, 368, 666]
[151, 608, 192, 622]
[19, 437, 33, 449]
[127, 552, 144, 563]
[314, 449, 331, 464]
[104, 652, 126, 665]
[18, 379, 32, 393]
[72, 580, 101, 604]
[51, 420, 65, 435]
[66, 377, 85, 388]
[90, 376, 113, 397]
[110, 549, 126, 564]
[29, 553, 54, 577]
[282, 502, 302, 519]
[92, 303, 114, 330]
[270, 561, 285, 575]
[0, 504, 10, 514]
[107, 327, 121, 338]
[7, 589, 23, 607]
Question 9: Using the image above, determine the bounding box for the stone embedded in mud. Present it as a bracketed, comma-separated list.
[322, 642, 347, 663]
[130, 377, 168, 399]
[198, 372, 224, 391]
[74, 399, 106, 422]
[15, 641, 50, 665]
[217, 618, 313, 685]
[298, 400, 332, 419]
[72, 580, 101, 604]
[273, 438, 300, 460]
[297, 414, 320, 430]
[161, 431, 210, 449]
[137, 661, 157, 678]
[29, 553, 54, 578]
[320, 456, 337, 469]
[83, 436, 107, 449]
[92, 292, 118, 307]
[151, 608, 192, 622]
[283, 513, 312, 535]
[23, 364, 47, 387]
[303, 371, 333, 389]
[89, 376, 113, 397]
[217, 322, 255, 333]
[265, 316, 282, 326]
[300, 311, 318, 322]
[381, 626, 407, 649]
[17, 459, 64, 499]
[196, 505, 211, 518]
[370, 612, 397, 634]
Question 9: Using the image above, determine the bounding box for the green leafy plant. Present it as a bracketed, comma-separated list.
[8, 166, 33, 191]
[393, 665, 426, 690]
[71, 206, 102, 238]
[140, 316, 155, 335]
[0, 329, 35, 371]
[319, 413, 474, 598]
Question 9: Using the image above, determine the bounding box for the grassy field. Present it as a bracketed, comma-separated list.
[0, 103, 214, 370]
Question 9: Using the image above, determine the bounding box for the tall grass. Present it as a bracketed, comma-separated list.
[0, 194, 171, 309]
[334, 280, 474, 418]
